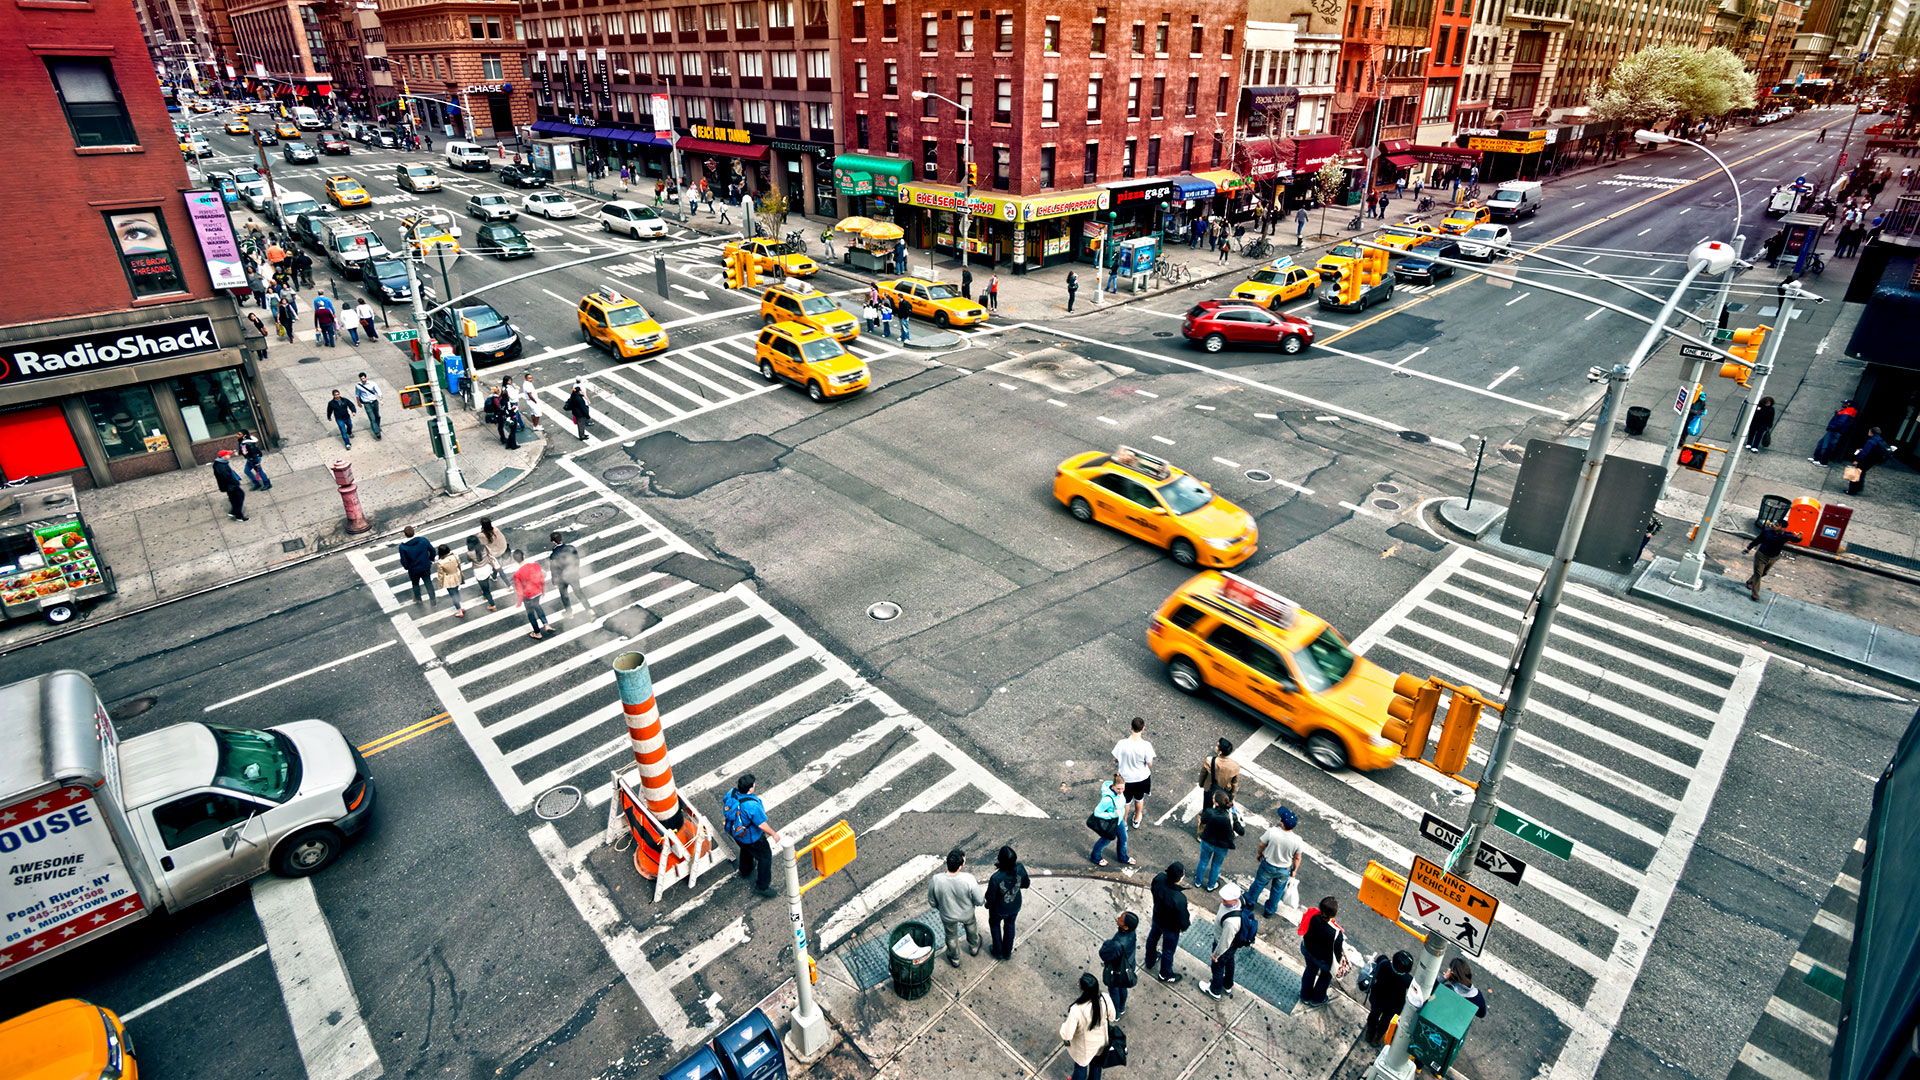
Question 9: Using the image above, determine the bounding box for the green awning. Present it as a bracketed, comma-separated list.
[838, 170, 874, 195]
[832, 154, 913, 193]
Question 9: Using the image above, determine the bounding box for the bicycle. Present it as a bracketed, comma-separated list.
[1161, 261, 1190, 284]
[1346, 213, 1365, 231]
[1243, 237, 1273, 261]
[784, 230, 809, 253]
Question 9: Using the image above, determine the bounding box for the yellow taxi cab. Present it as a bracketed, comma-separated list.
[877, 276, 989, 328]
[1437, 203, 1490, 234]
[189, 101, 214, 113]
[1053, 446, 1257, 568]
[579, 289, 669, 359]
[725, 237, 818, 277]
[760, 281, 859, 341]
[276, 121, 300, 139]
[225, 118, 252, 135]
[0, 998, 137, 1080]
[755, 321, 868, 401]
[234, 103, 254, 113]
[1376, 224, 1442, 253]
[324, 174, 371, 207]
[1313, 242, 1364, 278]
[1147, 570, 1403, 771]
[1228, 258, 1320, 309]
[400, 210, 460, 253]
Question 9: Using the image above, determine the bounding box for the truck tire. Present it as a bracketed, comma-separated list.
[273, 827, 344, 877]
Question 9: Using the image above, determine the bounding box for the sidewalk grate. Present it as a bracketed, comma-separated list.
[840, 908, 948, 990]
[1179, 916, 1302, 1012]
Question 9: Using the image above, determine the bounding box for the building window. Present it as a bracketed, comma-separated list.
[856, 112, 869, 148]
[740, 99, 767, 124]
[737, 51, 763, 76]
[855, 60, 869, 91]
[924, 77, 939, 116]
[45, 58, 136, 147]
[804, 0, 827, 28]
[884, 60, 897, 95]
[770, 50, 797, 77]
[997, 15, 1013, 51]
[957, 16, 974, 50]
[171, 370, 259, 445]
[683, 52, 706, 76]
[1084, 142, 1099, 182]
[470, 15, 487, 38]
[687, 97, 708, 121]
[808, 101, 833, 130]
[678, 6, 699, 30]
[924, 15, 939, 50]
[1436, 27, 1451, 63]
[923, 138, 939, 178]
[1184, 75, 1197, 116]
[768, 1, 794, 27]
[805, 49, 831, 77]
[106, 210, 184, 298]
[711, 51, 733, 75]
[1154, 20, 1168, 54]
[1122, 137, 1135, 178]
[706, 4, 729, 29]
[1181, 133, 1193, 170]
[85, 385, 166, 460]
[881, 2, 896, 37]
[1087, 76, 1102, 120]
[1221, 27, 1233, 55]
[957, 77, 972, 113]
[1044, 17, 1060, 52]
[1216, 75, 1229, 114]
[1190, 17, 1203, 54]
[1127, 76, 1140, 118]
[713, 98, 734, 122]
[1146, 135, 1160, 175]
[1091, 15, 1106, 53]
[1039, 146, 1055, 187]
[1131, 23, 1145, 54]
[851, 2, 863, 35]
[993, 146, 1010, 190]
[482, 54, 504, 80]
[886, 115, 899, 152]
[1041, 78, 1057, 121]
[654, 10, 673, 33]
[1151, 76, 1164, 118]
[1210, 131, 1223, 167]
[994, 77, 1011, 123]
[775, 100, 799, 127]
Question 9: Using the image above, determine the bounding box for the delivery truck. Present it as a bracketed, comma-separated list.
[0, 670, 374, 979]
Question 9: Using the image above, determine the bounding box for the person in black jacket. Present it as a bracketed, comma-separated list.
[211, 451, 248, 521]
[1364, 951, 1416, 1044]
[1100, 912, 1140, 1017]
[324, 389, 357, 448]
[1299, 897, 1345, 1007]
[1850, 427, 1895, 494]
[986, 845, 1031, 960]
[397, 525, 437, 606]
[1144, 862, 1191, 983]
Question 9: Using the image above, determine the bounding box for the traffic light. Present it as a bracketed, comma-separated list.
[1383, 673, 1441, 760]
[1723, 324, 1770, 386]
[398, 384, 431, 409]
[1677, 443, 1711, 471]
[966, 161, 978, 188]
[1337, 264, 1362, 306]
[724, 249, 746, 290]
[1432, 685, 1485, 776]
[1359, 247, 1388, 287]
[742, 251, 761, 288]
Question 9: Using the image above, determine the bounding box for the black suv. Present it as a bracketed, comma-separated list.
[497, 163, 548, 188]
[283, 141, 317, 163]
[1394, 237, 1461, 284]
[365, 258, 412, 304]
[292, 209, 340, 252]
[429, 301, 522, 366]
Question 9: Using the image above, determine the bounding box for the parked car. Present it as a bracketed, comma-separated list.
[1182, 299, 1315, 354]
[365, 257, 412, 304]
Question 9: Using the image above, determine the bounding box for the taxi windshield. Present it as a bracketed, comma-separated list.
[1330, 244, 1361, 258]
[209, 726, 299, 801]
[924, 284, 959, 300]
[1292, 628, 1357, 694]
[1158, 474, 1213, 515]
[799, 294, 839, 314]
[607, 304, 653, 326]
[800, 338, 847, 361]
[1247, 269, 1287, 285]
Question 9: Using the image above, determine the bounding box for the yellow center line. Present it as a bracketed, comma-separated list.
[360, 712, 453, 756]
[1322, 126, 1834, 346]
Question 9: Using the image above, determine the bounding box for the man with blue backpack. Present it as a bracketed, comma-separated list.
[1203, 882, 1256, 1000]
[722, 774, 782, 898]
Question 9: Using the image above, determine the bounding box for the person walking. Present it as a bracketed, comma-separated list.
[1059, 974, 1114, 1080]
[1198, 737, 1241, 806]
[879, 300, 894, 339]
[1144, 862, 1190, 984]
[354, 372, 383, 440]
[548, 530, 592, 616]
[312, 293, 337, 347]
[928, 848, 984, 967]
[565, 382, 592, 440]
[1195, 789, 1239, 891]
[511, 548, 549, 638]
[276, 290, 298, 340]
[722, 775, 782, 898]
[355, 300, 376, 346]
[961, 266, 974, 300]
[896, 297, 913, 344]
[986, 274, 1000, 312]
[1297, 896, 1346, 1007]
[1744, 396, 1777, 451]
[248, 269, 267, 308]
[1203, 882, 1251, 1000]
[1811, 399, 1858, 464]
[397, 526, 436, 607]
[212, 451, 248, 521]
[985, 845, 1030, 959]
[1192, 216, 1207, 250]
[1066, 270, 1079, 313]
[236, 429, 271, 490]
[1743, 520, 1801, 601]
[465, 534, 500, 612]
[1442, 958, 1488, 1018]
[1296, 206, 1309, 247]
[501, 397, 522, 450]
[1363, 951, 1418, 1044]
[1112, 716, 1154, 828]
[1249, 805, 1303, 917]
[1395, 176, 1407, 200]
[1218, 234, 1231, 263]
[1849, 427, 1895, 494]
[325, 389, 357, 448]
[434, 544, 467, 617]
[1099, 912, 1140, 1017]
[246, 310, 269, 356]
[1089, 772, 1130, 866]
[520, 373, 543, 433]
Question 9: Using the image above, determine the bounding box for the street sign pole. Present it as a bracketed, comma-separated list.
[400, 239, 467, 494]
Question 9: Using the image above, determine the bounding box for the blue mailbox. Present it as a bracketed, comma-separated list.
[659, 1045, 727, 1080]
[712, 1007, 786, 1080]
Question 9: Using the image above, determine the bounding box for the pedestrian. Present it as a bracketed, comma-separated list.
[211, 450, 248, 521]
[879, 300, 894, 339]
[520, 373, 542, 432]
[985, 845, 1030, 959]
[1089, 771, 1130, 867]
[236, 429, 271, 490]
[1744, 396, 1776, 451]
[276, 290, 298, 339]
[502, 398, 521, 450]
[465, 535, 500, 612]
[927, 848, 984, 967]
[511, 548, 549, 638]
[1249, 805, 1303, 917]
[290, 249, 313, 288]
[1218, 233, 1231, 263]
[1198, 736, 1241, 806]
[1144, 862, 1190, 984]
[1848, 427, 1895, 494]
[1297, 206, 1309, 247]
[548, 530, 591, 615]
[1363, 951, 1418, 1045]
[1443, 958, 1488, 1017]
[325, 389, 357, 448]
[1743, 519, 1802, 601]
[356, 299, 376, 344]
[1058, 973, 1113, 1080]
[1111, 715, 1154, 828]
[398, 525, 435, 606]
[1811, 399, 1858, 464]
[961, 266, 973, 299]
[354, 372, 383, 440]
[247, 310, 269, 355]
[565, 381, 592, 440]
[1297, 896, 1346, 1007]
[1195, 788, 1239, 890]
[1413, 178, 1424, 202]
[248, 269, 266, 308]
[1192, 216, 1207, 249]
[987, 274, 1000, 311]
[312, 293, 336, 346]
[434, 544, 467, 617]
[1100, 912, 1140, 1016]
[655, 179, 666, 207]
[1066, 270, 1079, 313]
[1395, 176, 1406, 200]
[1203, 882, 1252, 1000]
[896, 297, 913, 343]
[821, 226, 835, 259]
[721, 775, 782, 898]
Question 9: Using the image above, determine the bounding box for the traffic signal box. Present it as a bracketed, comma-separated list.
[1359, 247, 1389, 288]
[966, 161, 978, 188]
[723, 248, 761, 290]
[1722, 324, 1770, 386]
[1336, 264, 1362, 306]
[1677, 443, 1711, 471]
[1383, 673, 1492, 783]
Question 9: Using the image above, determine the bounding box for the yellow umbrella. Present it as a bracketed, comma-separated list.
[835, 216, 877, 232]
[861, 223, 905, 241]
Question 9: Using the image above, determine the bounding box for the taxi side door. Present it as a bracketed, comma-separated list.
[768, 292, 805, 326]
[903, 282, 933, 318]
[580, 299, 611, 349]
[1090, 473, 1167, 543]
[1201, 623, 1301, 726]
[1284, 267, 1315, 300]
[768, 333, 805, 382]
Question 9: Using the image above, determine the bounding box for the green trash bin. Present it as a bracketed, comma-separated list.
[888, 921, 937, 1001]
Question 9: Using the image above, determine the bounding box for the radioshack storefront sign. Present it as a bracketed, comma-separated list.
[1, 317, 220, 388]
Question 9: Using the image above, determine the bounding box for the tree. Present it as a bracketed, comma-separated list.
[1588, 45, 1757, 128]
[1315, 157, 1346, 238]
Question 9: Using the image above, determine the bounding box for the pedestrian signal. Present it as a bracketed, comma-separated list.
[1677, 443, 1710, 470]
[399, 383, 432, 409]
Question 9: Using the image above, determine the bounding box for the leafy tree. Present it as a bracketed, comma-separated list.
[1588, 45, 1756, 127]
[1315, 157, 1346, 237]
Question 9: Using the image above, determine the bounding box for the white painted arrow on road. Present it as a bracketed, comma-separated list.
[671, 284, 710, 300]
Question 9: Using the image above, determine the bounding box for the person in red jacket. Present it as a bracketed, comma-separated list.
[511, 549, 549, 639]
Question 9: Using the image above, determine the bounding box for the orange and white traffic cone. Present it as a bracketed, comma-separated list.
[609, 651, 723, 899]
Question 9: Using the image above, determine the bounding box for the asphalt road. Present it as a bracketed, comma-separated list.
[0, 106, 1908, 1080]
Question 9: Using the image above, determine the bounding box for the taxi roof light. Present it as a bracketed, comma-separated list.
[1218, 572, 1297, 629]
[1112, 445, 1174, 481]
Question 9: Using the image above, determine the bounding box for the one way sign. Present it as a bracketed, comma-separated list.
[1419, 812, 1528, 886]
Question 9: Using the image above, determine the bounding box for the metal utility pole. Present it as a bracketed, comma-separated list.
[781, 842, 830, 1057]
[400, 236, 468, 494]
[913, 90, 975, 275]
[1366, 241, 1736, 1080]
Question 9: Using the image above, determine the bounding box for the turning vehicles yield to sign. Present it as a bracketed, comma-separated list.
[1399, 855, 1501, 956]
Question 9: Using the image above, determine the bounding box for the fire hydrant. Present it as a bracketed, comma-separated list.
[331, 459, 371, 534]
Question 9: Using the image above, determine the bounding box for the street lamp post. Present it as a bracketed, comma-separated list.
[912, 90, 973, 277]
[1357, 47, 1428, 224]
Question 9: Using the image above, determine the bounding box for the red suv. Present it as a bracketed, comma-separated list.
[1182, 300, 1314, 355]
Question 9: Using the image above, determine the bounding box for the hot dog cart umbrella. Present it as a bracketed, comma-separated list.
[0, 478, 116, 626]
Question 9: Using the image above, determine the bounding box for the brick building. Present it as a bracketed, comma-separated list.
[0, 0, 276, 489]
[1238, 0, 1344, 212]
[837, 0, 1249, 273]
[382, 0, 528, 138]
[227, 0, 340, 104]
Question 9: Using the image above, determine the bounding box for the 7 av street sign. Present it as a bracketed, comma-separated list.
[1418, 812, 1528, 886]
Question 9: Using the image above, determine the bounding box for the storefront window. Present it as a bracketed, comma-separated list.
[170, 369, 257, 443]
[84, 385, 168, 460]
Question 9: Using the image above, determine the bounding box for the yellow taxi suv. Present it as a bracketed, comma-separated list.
[1314, 242, 1364, 278]
[324, 175, 371, 207]
[877, 276, 989, 328]
[1229, 258, 1320, 309]
[756, 321, 869, 401]
[1147, 570, 1402, 772]
[1438, 203, 1491, 234]
[761, 281, 859, 341]
[725, 237, 818, 277]
[276, 121, 300, 139]
[1375, 224, 1442, 253]
[579, 289, 669, 359]
[225, 119, 252, 135]
[1053, 446, 1257, 568]
[1, 998, 137, 1080]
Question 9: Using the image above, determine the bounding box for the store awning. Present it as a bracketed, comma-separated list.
[1169, 175, 1217, 200]
[1291, 135, 1345, 174]
[1380, 138, 1414, 154]
[1235, 139, 1286, 180]
[531, 120, 566, 135]
[677, 136, 769, 160]
[896, 182, 1109, 222]
[1193, 170, 1251, 193]
[1409, 143, 1483, 163]
[1383, 153, 1418, 169]
[587, 127, 623, 140]
[839, 170, 874, 195]
[832, 153, 915, 193]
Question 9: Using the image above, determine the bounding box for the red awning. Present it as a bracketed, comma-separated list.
[1383, 153, 1418, 169]
[1380, 138, 1414, 154]
[1292, 135, 1345, 173]
[676, 137, 769, 161]
[1409, 143, 1483, 163]
[1234, 138, 1285, 180]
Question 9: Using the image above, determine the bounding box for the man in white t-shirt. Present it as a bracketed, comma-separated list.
[1249, 806, 1303, 917]
[1111, 716, 1156, 829]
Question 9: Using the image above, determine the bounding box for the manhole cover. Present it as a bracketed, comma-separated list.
[576, 505, 619, 524]
[1373, 482, 1401, 494]
[1154, 331, 1174, 337]
[603, 464, 643, 484]
[114, 696, 157, 719]
[867, 601, 901, 621]
[1372, 498, 1402, 511]
[1245, 469, 1273, 483]
[1398, 430, 1431, 444]
[1498, 447, 1525, 463]
[534, 785, 583, 820]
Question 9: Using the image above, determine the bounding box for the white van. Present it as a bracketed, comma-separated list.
[291, 105, 322, 130]
[1486, 180, 1542, 221]
[445, 141, 491, 171]
[271, 190, 321, 227]
[320, 215, 393, 277]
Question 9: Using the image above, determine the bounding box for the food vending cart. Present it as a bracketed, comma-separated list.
[0, 479, 116, 625]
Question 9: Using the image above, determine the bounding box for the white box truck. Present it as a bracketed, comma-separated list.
[0, 671, 374, 979]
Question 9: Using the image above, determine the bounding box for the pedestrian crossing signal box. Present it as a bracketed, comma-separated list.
[1359, 860, 1411, 923]
[806, 820, 857, 879]
[399, 383, 433, 409]
[429, 420, 459, 459]
[1407, 985, 1477, 1074]
[1677, 444, 1711, 471]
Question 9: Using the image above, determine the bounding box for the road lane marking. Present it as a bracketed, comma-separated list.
[1134, 389, 1159, 398]
[359, 712, 454, 755]
[1570, 202, 1586, 209]
[1488, 365, 1520, 389]
[1151, 435, 1175, 445]
[1273, 478, 1314, 494]
[1678, 208, 1691, 215]
[1584, 255, 1603, 264]
[1212, 456, 1241, 468]
[1312, 341, 1569, 420]
[541, 288, 572, 303]
[252, 877, 382, 1080]
[1586, 308, 1604, 320]
[1395, 347, 1428, 368]
[1637, 228, 1653, 236]
[1047, 398, 1068, 407]
[1255, 412, 1278, 419]
[1338, 500, 1375, 516]
[1098, 415, 1118, 425]
[122, 945, 270, 1023]
[202, 640, 398, 713]
[1193, 403, 1216, 410]
[1505, 292, 1532, 306]
[1138, 307, 1187, 318]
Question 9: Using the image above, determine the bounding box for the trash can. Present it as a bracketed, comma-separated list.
[888, 921, 937, 1001]
[1625, 406, 1652, 436]
[1756, 494, 1792, 530]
